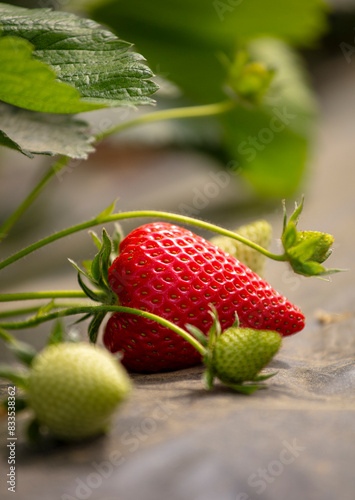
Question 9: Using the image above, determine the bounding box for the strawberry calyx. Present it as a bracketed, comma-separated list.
[187, 307, 280, 394]
[281, 197, 344, 277]
[69, 228, 121, 342]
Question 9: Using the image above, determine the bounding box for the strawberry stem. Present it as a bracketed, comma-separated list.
[96, 100, 236, 142]
[0, 210, 287, 272]
[0, 305, 207, 356]
[0, 291, 89, 301]
[0, 100, 235, 242]
[0, 156, 70, 242]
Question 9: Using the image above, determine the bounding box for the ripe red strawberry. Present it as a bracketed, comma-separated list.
[103, 222, 304, 372]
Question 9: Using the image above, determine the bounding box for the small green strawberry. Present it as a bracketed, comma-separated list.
[0, 332, 131, 442]
[27, 342, 131, 441]
[209, 327, 281, 388]
[281, 198, 343, 277]
[187, 307, 282, 393]
[210, 220, 272, 277]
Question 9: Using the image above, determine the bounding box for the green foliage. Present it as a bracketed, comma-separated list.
[91, 0, 327, 197]
[91, 0, 327, 102]
[281, 199, 343, 277]
[0, 2, 157, 157]
[0, 0, 330, 196]
[0, 102, 95, 159]
[0, 3, 158, 111]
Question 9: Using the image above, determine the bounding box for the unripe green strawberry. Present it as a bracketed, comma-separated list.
[27, 343, 131, 441]
[211, 327, 282, 385]
[295, 231, 334, 263]
[210, 220, 272, 277]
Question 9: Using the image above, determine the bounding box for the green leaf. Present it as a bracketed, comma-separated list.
[0, 4, 158, 113]
[0, 102, 95, 159]
[91, 2, 326, 197]
[0, 35, 99, 114]
[92, 0, 327, 103]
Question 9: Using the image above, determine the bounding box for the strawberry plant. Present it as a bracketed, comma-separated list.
[0, 0, 344, 443]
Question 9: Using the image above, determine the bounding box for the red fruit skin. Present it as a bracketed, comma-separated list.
[104, 223, 305, 373]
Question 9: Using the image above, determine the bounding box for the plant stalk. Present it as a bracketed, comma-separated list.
[0, 100, 235, 241]
[0, 210, 287, 272]
[96, 100, 236, 142]
[0, 305, 207, 356]
[0, 156, 70, 242]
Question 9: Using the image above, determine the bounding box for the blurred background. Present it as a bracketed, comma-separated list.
[1, 0, 354, 333]
[0, 2, 355, 500]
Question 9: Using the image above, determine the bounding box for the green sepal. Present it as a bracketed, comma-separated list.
[283, 197, 304, 233]
[222, 381, 266, 394]
[111, 223, 125, 260]
[207, 305, 222, 348]
[186, 324, 208, 347]
[71, 313, 92, 325]
[281, 221, 298, 251]
[81, 260, 93, 275]
[253, 372, 278, 381]
[90, 231, 102, 250]
[68, 258, 96, 284]
[91, 252, 102, 284]
[88, 311, 107, 344]
[77, 273, 103, 303]
[100, 229, 114, 290]
[46, 321, 65, 346]
[95, 199, 117, 223]
[0, 364, 29, 389]
[75, 229, 116, 304]
[232, 312, 240, 328]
